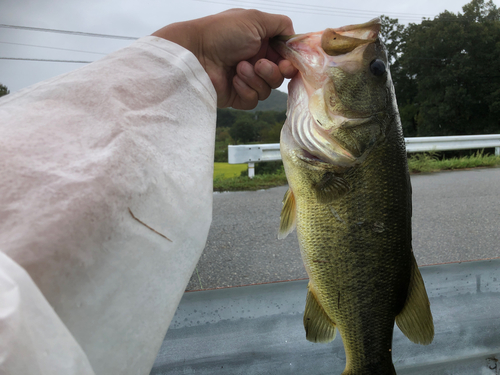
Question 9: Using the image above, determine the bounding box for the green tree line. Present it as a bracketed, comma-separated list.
[383, 0, 500, 136]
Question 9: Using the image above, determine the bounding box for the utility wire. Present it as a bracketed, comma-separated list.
[0, 41, 108, 55]
[215, 0, 435, 17]
[0, 57, 92, 63]
[0, 24, 138, 40]
[193, 0, 431, 20]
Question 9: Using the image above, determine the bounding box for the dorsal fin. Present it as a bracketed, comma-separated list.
[313, 172, 350, 204]
[278, 188, 296, 239]
[396, 251, 434, 345]
[304, 282, 337, 343]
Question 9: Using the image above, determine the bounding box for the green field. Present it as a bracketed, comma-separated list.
[214, 162, 247, 179]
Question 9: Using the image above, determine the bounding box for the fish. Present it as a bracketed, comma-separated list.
[272, 18, 434, 374]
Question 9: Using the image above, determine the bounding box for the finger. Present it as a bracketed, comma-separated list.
[232, 75, 259, 110]
[237, 61, 272, 101]
[254, 59, 285, 89]
[278, 59, 298, 79]
[250, 39, 297, 80]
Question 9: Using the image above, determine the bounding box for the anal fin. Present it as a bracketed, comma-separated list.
[278, 188, 296, 239]
[304, 282, 337, 343]
[396, 251, 434, 345]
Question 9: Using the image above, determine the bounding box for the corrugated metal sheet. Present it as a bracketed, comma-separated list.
[151, 259, 500, 374]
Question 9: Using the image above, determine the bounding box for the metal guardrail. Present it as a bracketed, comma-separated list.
[152, 259, 500, 375]
[228, 143, 281, 178]
[228, 134, 500, 178]
[405, 134, 500, 153]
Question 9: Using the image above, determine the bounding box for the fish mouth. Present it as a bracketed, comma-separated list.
[321, 17, 381, 52]
[271, 18, 381, 83]
[274, 19, 384, 168]
[272, 17, 381, 51]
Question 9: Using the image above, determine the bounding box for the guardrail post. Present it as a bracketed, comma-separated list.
[248, 163, 255, 179]
[496, 147, 499, 156]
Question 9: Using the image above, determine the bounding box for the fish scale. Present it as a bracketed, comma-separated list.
[273, 18, 433, 375]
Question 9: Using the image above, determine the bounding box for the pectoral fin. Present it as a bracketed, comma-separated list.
[278, 188, 296, 239]
[304, 283, 337, 343]
[313, 172, 350, 204]
[396, 252, 434, 345]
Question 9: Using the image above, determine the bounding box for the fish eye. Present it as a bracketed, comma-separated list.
[369, 59, 386, 76]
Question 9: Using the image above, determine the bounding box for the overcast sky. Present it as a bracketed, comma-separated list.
[0, 0, 489, 94]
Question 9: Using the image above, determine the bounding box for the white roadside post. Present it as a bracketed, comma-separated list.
[248, 163, 255, 179]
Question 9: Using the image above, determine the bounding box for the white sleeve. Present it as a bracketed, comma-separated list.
[0, 36, 217, 375]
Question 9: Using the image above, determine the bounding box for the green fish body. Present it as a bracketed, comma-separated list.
[273, 19, 434, 375]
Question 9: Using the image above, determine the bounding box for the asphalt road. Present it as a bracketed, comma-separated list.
[185, 168, 500, 291]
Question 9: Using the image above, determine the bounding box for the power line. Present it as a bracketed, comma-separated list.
[0, 24, 138, 40]
[217, 0, 435, 18]
[0, 41, 108, 55]
[0, 57, 92, 63]
[193, 0, 431, 21]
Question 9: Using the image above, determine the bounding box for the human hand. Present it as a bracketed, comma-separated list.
[152, 9, 297, 109]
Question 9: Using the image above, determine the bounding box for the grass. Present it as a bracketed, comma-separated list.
[213, 151, 500, 192]
[213, 172, 288, 192]
[408, 150, 500, 173]
[214, 162, 248, 179]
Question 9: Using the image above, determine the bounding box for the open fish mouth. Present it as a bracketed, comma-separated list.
[271, 18, 381, 87]
[273, 17, 381, 50]
[272, 18, 386, 168]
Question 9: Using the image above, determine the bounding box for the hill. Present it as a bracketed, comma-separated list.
[249, 89, 288, 112]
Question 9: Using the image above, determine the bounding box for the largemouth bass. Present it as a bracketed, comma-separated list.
[273, 19, 434, 374]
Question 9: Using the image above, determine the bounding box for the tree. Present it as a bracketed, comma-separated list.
[393, 0, 500, 136]
[222, 109, 286, 144]
[216, 108, 237, 128]
[259, 122, 282, 143]
[0, 84, 9, 98]
[229, 115, 258, 143]
[380, 15, 405, 66]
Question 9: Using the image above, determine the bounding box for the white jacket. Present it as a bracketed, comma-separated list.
[0, 36, 216, 374]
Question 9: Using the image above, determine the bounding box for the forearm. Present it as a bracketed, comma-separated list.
[0, 36, 216, 374]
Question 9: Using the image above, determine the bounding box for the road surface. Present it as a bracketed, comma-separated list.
[186, 168, 500, 290]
